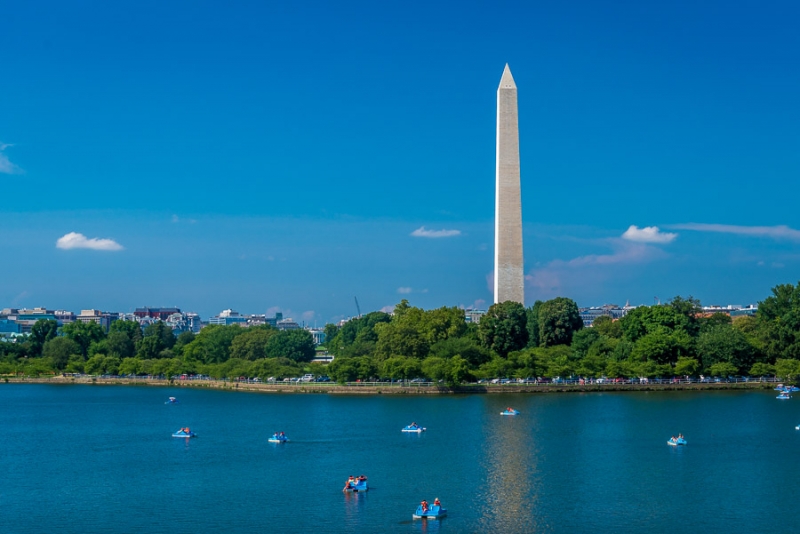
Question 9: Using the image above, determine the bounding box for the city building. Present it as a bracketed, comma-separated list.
[580, 305, 629, 327]
[134, 307, 181, 321]
[276, 318, 300, 331]
[208, 309, 248, 326]
[265, 312, 283, 328]
[464, 309, 486, 324]
[307, 328, 325, 346]
[77, 309, 120, 331]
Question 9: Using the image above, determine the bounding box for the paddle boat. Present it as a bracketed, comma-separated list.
[500, 407, 520, 416]
[165, 397, 179, 404]
[667, 436, 687, 446]
[402, 423, 426, 433]
[413, 499, 447, 519]
[172, 428, 196, 438]
[343, 475, 369, 493]
[268, 432, 288, 443]
[775, 385, 800, 392]
[776, 391, 791, 400]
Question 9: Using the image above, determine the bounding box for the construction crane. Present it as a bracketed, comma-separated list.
[354, 297, 362, 318]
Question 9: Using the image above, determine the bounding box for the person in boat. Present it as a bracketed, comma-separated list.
[678, 433, 684, 440]
[410, 422, 417, 428]
[345, 476, 355, 489]
[433, 498, 441, 507]
[670, 435, 676, 442]
[420, 500, 429, 512]
[507, 407, 514, 412]
[358, 475, 366, 483]
[280, 431, 285, 437]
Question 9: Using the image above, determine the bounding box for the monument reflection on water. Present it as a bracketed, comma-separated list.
[478, 403, 541, 532]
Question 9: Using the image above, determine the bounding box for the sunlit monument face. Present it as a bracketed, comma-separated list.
[494, 64, 524, 305]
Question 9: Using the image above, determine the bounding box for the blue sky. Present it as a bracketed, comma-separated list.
[2, 0, 799, 323]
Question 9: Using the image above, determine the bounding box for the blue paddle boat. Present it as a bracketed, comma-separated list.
[172, 428, 196, 438]
[413, 500, 447, 519]
[268, 432, 288, 443]
[775, 385, 800, 392]
[500, 407, 520, 416]
[402, 423, 426, 433]
[165, 397, 179, 404]
[667, 436, 687, 446]
[777, 391, 791, 400]
[343, 476, 369, 492]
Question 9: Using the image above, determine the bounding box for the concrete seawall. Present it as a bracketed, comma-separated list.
[2, 376, 778, 395]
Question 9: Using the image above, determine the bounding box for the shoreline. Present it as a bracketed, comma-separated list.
[1, 376, 779, 395]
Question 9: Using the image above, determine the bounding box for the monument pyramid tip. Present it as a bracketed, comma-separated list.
[499, 64, 516, 89]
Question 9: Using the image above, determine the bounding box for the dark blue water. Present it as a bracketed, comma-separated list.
[1, 385, 798, 533]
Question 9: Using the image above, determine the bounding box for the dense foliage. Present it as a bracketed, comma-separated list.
[4, 283, 800, 383]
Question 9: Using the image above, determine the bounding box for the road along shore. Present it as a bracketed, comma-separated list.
[1, 376, 779, 395]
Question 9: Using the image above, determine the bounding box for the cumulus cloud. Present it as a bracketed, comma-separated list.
[411, 226, 461, 238]
[397, 287, 413, 294]
[380, 305, 395, 313]
[0, 143, 22, 174]
[56, 232, 124, 251]
[669, 223, 800, 242]
[622, 225, 677, 244]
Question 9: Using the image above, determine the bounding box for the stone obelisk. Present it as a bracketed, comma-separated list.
[494, 64, 524, 305]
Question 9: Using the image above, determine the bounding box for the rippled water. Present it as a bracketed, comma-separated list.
[1, 385, 798, 533]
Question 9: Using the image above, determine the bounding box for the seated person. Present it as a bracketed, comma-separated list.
[420, 500, 429, 512]
[433, 498, 441, 507]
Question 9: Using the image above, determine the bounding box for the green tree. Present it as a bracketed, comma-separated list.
[631, 330, 676, 364]
[230, 327, 276, 360]
[571, 328, 600, 360]
[421, 356, 448, 381]
[697, 324, 756, 373]
[429, 337, 490, 366]
[182, 324, 245, 364]
[30, 319, 59, 357]
[709, 362, 738, 378]
[674, 357, 699, 377]
[381, 356, 422, 380]
[264, 330, 315, 362]
[525, 301, 543, 348]
[749, 362, 775, 378]
[42, 337, 81, 370]
[775, 358, 800, 381]
[141, 321, 176, 354]
[668, 296, 703, 336]
[592, 315, 622, 339]
[620, 305, 689, 343]
[109, 320, 143, 345]
[62, 321, 106, 356]
[106, 331, 136, 358]
[478, 301, 528, 357]
[537, 297, 583, 347]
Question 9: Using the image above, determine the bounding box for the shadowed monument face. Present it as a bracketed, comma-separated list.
[494, 64, 524, 305]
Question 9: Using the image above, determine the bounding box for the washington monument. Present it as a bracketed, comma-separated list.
[494, 64, 524, 305]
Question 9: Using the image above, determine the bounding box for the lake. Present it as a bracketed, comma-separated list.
[1, 385, 798, 533]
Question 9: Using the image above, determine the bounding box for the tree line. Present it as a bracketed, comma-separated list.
[0, 320, 316, 379]
[3, 281, 800, 383]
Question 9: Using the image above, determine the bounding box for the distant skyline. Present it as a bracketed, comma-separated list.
[3, 1, 799, 322]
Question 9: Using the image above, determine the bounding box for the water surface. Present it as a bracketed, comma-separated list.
[1, 385, 797, 533]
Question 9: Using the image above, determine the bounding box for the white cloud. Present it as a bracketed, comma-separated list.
[669, 223, 800, 242]
[301, 310, 316, 322]
[380, 305, 395, 313]
[397, 287, 413, 294]
[0, 143, 22, 174]
[524, 241, 668, 299]
[411, 226, 461, 238]
[56, 232, 124, 251]
[622, 225, 677, 244]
